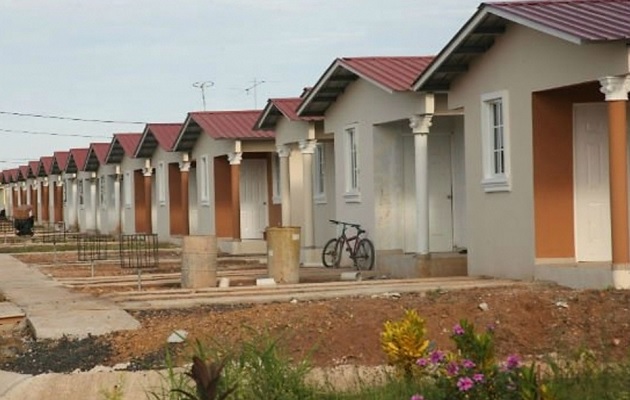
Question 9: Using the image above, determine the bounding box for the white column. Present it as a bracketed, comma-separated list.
[410, 114, 434, 255]
[114, 167, 122, 234]
[299, 139, 317, 248]
[90, 174, 97, 230]
[36, 180, 43, 221]
[277, 145, 291, 226]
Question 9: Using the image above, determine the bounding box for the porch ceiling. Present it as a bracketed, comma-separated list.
[299, 68, 358, 117]
[416, 14, 506, 92]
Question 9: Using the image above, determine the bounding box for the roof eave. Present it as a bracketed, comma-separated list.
[173, 114, 197, 153]
[254, 100, 280, 131]
[297, 59, 346, 117]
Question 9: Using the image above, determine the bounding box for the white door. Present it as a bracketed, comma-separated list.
[428, 134, 454, 252]
[574, 103, 611, 262]
[240, 159, 268, 239]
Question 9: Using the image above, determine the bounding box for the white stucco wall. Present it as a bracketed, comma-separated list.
[63, 175, 78, 230]
[120, 157, 144, 234]
[448, 22, 629, 279]
[151, 148, 184, 241]
[95, 164, 118, 235]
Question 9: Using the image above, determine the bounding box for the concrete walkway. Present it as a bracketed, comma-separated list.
[0, 254, 140, 340]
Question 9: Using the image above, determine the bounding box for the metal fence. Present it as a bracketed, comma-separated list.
[77, 233, 110, 262]
[41, 222, 67, 244]
[119, 233, 159, 270]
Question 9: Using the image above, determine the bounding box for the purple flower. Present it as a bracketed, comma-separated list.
[410, 395, 424, 400]
[461, 359, 476, 369]
[429, 350, 445, 364]
[457, 376, 475, 392]
[416, 358, 429, 367]
[446, 361, 460, 376]
[505, 354, 521, 370]
[453, 323, 464, 335]
[473, 373, 485, 382]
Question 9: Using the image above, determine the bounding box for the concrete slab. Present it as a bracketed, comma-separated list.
[0, 370, 31, 398]
[0, 302, 24, 319]
[1, 370, 164, 400]
[0, 254, 140, 339]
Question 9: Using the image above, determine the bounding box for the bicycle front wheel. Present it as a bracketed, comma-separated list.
[354, 238, 375, 270]
[322, 238, 342, 268]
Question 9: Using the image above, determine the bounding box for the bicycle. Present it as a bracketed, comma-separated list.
[322, 219, 375, 270]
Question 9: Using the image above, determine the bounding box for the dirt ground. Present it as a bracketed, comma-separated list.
[3, 252, 630, 375]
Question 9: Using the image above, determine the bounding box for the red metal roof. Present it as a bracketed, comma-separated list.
[68, 148, 89, 171]
[272, 98, 323, 121]
[114, 133, 142, 156]
[90, 143, 111, 165]
[39, 156, 54, 176]
[10, 169, 18, 182]
[147, 123, 182, 151]
[18, 165, 29, 180]
[488, 0, 630, 42]
[28, 161, 39, 177]
[189, 110, 274, 140]
[53, 151, 70, 172]
[339, 57, 434, 91]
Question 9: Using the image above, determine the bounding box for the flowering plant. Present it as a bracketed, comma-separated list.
[407, 320, 554, 400]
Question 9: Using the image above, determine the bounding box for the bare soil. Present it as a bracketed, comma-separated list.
[2, 252, 630, 375]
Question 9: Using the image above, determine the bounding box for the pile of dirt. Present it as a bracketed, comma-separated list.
[2, 284, 630, 375]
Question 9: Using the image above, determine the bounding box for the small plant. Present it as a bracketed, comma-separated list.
[380, 309, 430, 376]
[172, 356, 236, 400]
[99, 376, 125, 400]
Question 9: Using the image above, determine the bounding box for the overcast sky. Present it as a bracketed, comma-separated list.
[0, 0, 490, 169]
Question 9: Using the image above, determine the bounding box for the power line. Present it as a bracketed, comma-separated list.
[0, 110, 146, 125]
[0, 128, 109, 139]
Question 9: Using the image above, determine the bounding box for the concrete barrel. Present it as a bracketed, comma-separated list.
[266, 226, 301, 284]
[181, 235, 217, 288]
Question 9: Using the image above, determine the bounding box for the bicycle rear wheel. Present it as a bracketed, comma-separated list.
[354, 238, 375, 270]
[322, 238, 342, 268]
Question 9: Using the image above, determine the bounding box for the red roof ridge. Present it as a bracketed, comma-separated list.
[489, 0, 628, 5]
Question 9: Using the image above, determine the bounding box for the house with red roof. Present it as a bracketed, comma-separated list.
[414, 0, 630, 288]
[255, 94, 333, 265]
[105, 133, 143, 235]
[133, 123, 187, 241]
[173, 110, 277, 252]
[37, 156, 55, 224]
[64, 148, 89, 231]
[50, 151, 70, 224]
[83, 143, 115, 234]
[297, 56, 467, 276]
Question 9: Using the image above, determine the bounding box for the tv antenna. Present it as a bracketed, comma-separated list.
[244, 78, 266, 108]
[192, 81, 214, 110]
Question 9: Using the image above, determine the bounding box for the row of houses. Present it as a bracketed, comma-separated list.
[2, 0, 629, 288]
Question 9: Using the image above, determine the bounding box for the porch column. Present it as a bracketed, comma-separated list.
[179, 154, 191, 235]
[228, 151, 242, 240]
[300, 140, 316, 248]
[410, 115, 433, 255]
[114, 167, 121, 234]
[277, 145, 291, 226]
[90, 174, 97, 231]
[600, 75, 630, 288]
[143, 161, 153, 234]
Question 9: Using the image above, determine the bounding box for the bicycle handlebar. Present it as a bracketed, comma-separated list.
[329, 219, 362, 229]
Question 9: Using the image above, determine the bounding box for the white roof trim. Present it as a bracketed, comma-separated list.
[486, 6, 583, 45]
[254, 100, 278, 130]
[297, 58, 398, 116]
[413, 5, 583, 92]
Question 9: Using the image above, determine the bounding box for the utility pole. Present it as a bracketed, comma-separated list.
[245, 78, 266, 109]
[192, 81, 214, 111]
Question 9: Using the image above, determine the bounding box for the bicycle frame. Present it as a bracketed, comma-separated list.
[333, 221, 364, 260]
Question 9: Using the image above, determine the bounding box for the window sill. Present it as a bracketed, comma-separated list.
[314, 194, 327, 205]
[481, 176, 511, 193]
[343, 191, 361, 203]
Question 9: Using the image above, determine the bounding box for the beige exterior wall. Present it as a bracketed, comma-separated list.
[120, 157, 144, 234]
[150, 148, 183, 241]
[325, 79, 421, 248]
[448, 22, 629, 279]
[96, 164, 118, 235]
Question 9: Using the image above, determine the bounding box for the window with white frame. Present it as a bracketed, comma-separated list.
[124, 171, 132, 208]
[78, 179, 84, 207]
[199, 155, 210, 205]
[313, 143, 326, 203]
[344, 124, 360, 201]
[481, 91, 511, 192]
[99, 176, 106, 208]
[157, 162, 166, 205]
[272, 153, 281, 204]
